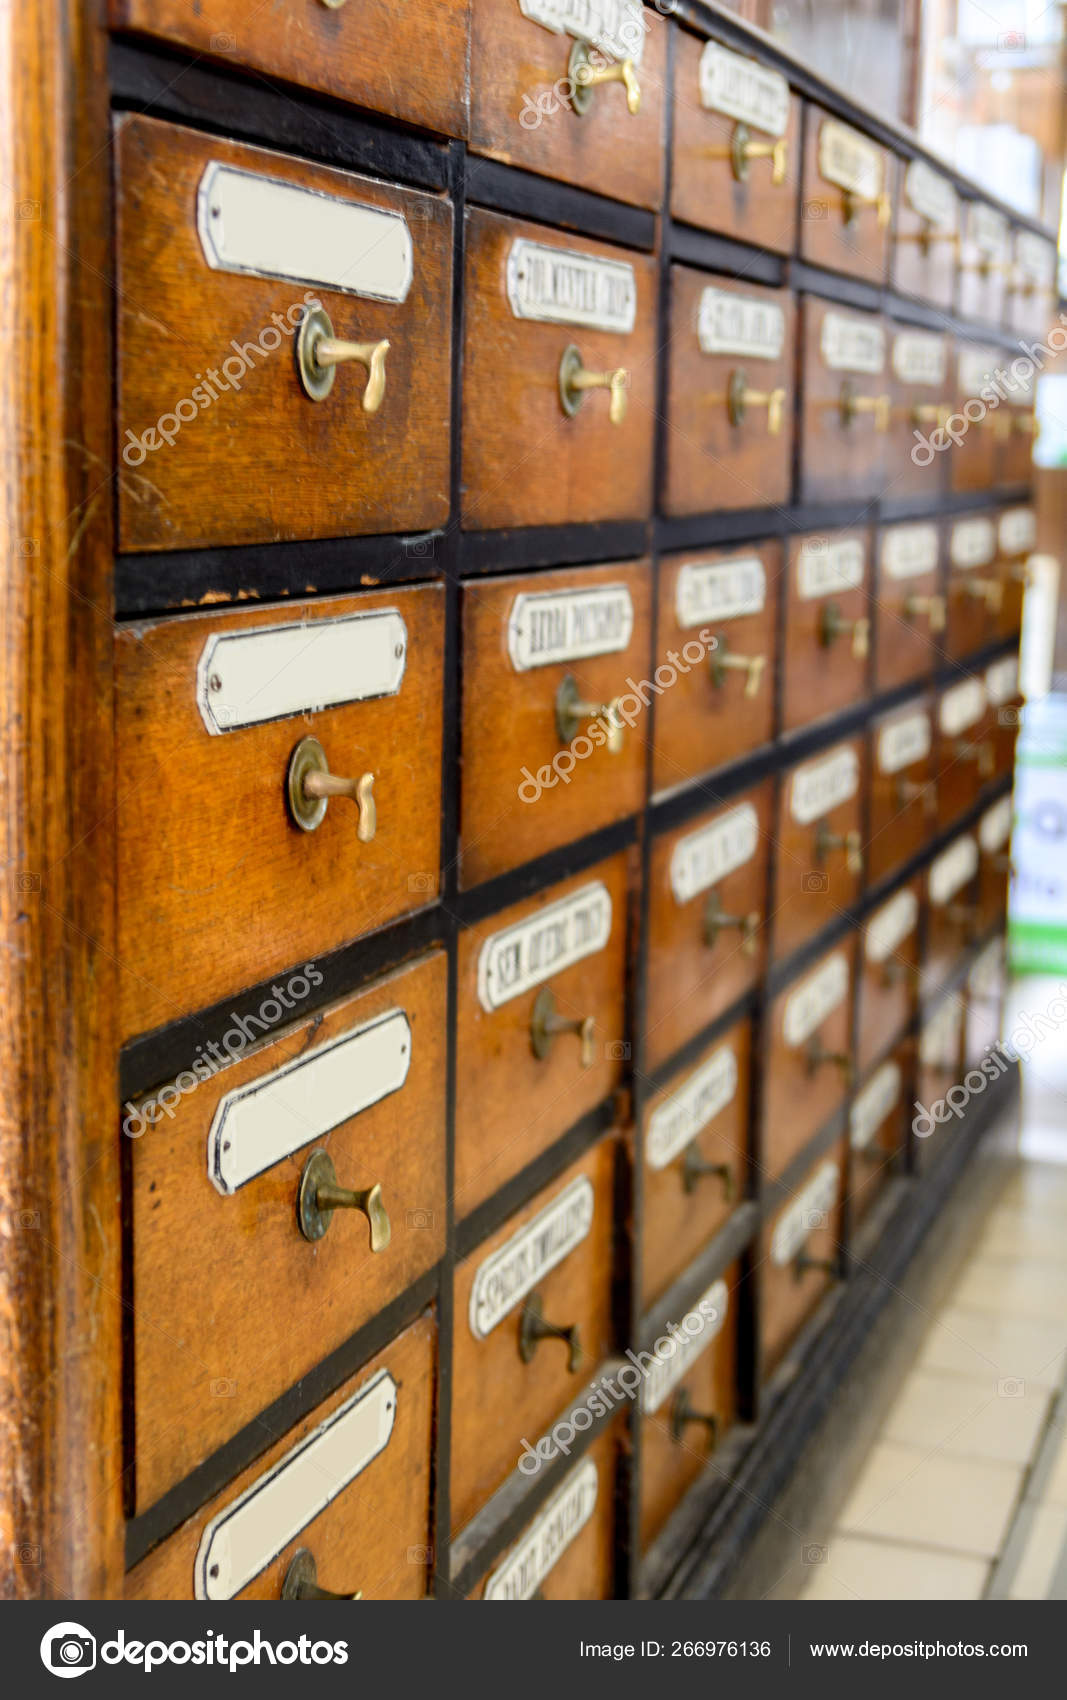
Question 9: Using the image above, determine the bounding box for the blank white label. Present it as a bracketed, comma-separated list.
[640, 1279, 729, 1414]
[670, 802, 760, 904]
[905, 160, 957, 231]
[197, 163, 413, 303]
[782, 952, 849, 1048]
[939, 678, 986, 736]
[892, 331, 947, 387]
[697, 286, 785, 359]
[818, 120, 882, 198]
[208, 1008, 411, 1196]
[979, 796, 1013, 853]
[865, 887, 918, 963]
[796, 535, 865, 600]
[484, 1457, 599, 1600]
[519, 0, 647, 64]
[929, 835, 979, 906]
[770, 1161, 839, 1266]
[950, 518, 996, 569]
[469, 1176, 595, 1339]
[850, 1061, 901, 1151]
[194, 1368, 396, 1600]
[507, 585, 633, 671]
[646, 1045, 738, 1171]
[790, 745, 859, 825]
[1016, 230, 1055, 286]
[986, 656, 1019, 706]
[675, 556, 765, 627]
[820, 311, 886, 374]
[920, 996, 962, 1068]
[477, 882, 612, 1012]
[881, 524, 938, 581]
[877, 709, 931, 774]
[999, 508, 1035, 555]
[196, 610, 407, 735]
[969, 937, 1005, 1000]
[698, 41, 789, 136]
[506, 239, 636, 333]
[957, 346, 1000, 396]
[970, 202, 1009, 261]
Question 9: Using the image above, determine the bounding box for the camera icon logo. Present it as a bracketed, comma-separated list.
[40, 1623, 96, 1679]
[802, 870, 828, 894]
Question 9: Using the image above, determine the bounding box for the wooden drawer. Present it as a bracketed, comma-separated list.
[874, 520, 944, 693]
[664, 269, 795, 515]
[949, 343, 1003, 494]
[892, 159, 959, 309]
[924, 832, 980, 998]
[467, 1422, 623, 1599]
[640, 1021, 750, 1310]
[127, 953, 446, 1512]
[886, 326, 951, 500]
[470, 0, 666, 210]
[461, 209, 656, 529]
[638, 1264, 739, 1551]
[946, 512, 1001, 658]
[986, 654, 1022, 781]
[977, 793, 1014, 936]
[868, 698, 934, 886]
[773, 739, 864, 964]
[671, 31, 799, 254]
[645, 785, 771, 1072]
[1008, 229, 1058, 339]
[849, 1048, 908, 1227]
[451, 1137, 618, 1536]
[110, 0, 469, 138]
[798, 298, 889, 504]
[856, 878, 921, 1072]
[760, 1141, 845, 1379]
[799, 106, 893, 284]
[914, 992, 966, 1171]
[454, 855, 630, 1216]
[998, 507, 1037, 639]
[1001, 365, 1038, 489]
[115, 117, 452, 553]
[763, 948, 852, 1179]
[127, 1312, 436, 1600]
[459, 561, 650, 888]
[958, 200, 1010, 327]
[782, 530, 870, 734]
[934, 676, 992, 831]
[966, 935, 1006, 1069]
[115, 585, 444, 1042]
[652, 544, 779, 793]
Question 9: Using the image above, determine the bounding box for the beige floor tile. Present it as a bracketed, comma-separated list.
[918, 1307, 1067, 1390]
[975, 1209, 1067, 1264]
[801, 1534, 988, 1601]
[949, 1259, 1067, 1323]
[1007, 1505, 1067, 1599]
[998, 1163, 1067, 1217]
[837, 1441, 1022, 1556]
[882, 1369, 1051, 1465]
[1044, 1428, 1067, 1508]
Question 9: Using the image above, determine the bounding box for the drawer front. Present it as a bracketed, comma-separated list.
[671, 32, 800, 254]
[461, 209, 656, 529]
[641, 1022, 750, 1309]
[645, 784, 772, 1073]
[773, 739, 865, 963]
[946, 511, 1000, 658]
[652, 543, 779, 793]
[977, 792, 1014, 936]
[799, 298, 889, 503]
[470, 0, 667, 210]
[127, 1313, 436, 1600]
[986, 654, 1022, 781]
[886, 326, 951, 500]
[764, 948, 853, 1178]
[664, 269, 795, 515]
[116, 117, 452, 553]
[850, 1049, 908, 1226]
[1001, 365, 1038, 489]
[966, 935, 1007, 1068]
[800, 106, 892, 283]
[924, 832, 980, 997]
[638, 1264, 740, 1551]
[115, 585, 444, 1041]
[451, 1138, 618, 1536]
[874, 520, 943, 692]
[129, 954, 446, 1512]
[958, 201, 1010, 326]
[949, 342, 1003, 494]
[914, 992, 966, 1171]
[934, 677, 992, 831]
[111, 0, 469, 138]
[856, 878, 921, 1071]
[867, 699, 934, 886]
[760, 1141, 845, 1379]
[454, 855, 630, 1216]
[1009, 230, 1058, 338]
[782, 530, 871, 734]
[468, 1422, 623, 1599]
[460, 561, 651, 888]
[997, 507, 1036, 639]
[892, 159, 958, 309]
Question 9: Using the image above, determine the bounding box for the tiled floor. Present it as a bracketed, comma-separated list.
[790, 976, 1067, 1601]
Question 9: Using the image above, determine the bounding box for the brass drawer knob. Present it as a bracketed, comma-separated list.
[282, 1548, 362, 1601]
[908, 401, 951, 428]
[530, 986, 596, 1067]
[568, 40, 641, 116]
[881, 957, 916, 990]
[287, 736, 376, 840]
[962, 576, 1004, 613]
[902, 222, 959, 258]
[669, 1388, 719, 1449]
[724, 368, 786, 434]
[558, 344, 628, 425]
[904, 592, 946, 632]
[706, 122, 788, 186]
[819, 601, 870, 661]
[840, 186, 891, 228]
[519, 1293, 582, 1372]
[805, 1038, 854, 1083]
[555, 674, 624, 751]
[297, 1149, 391, 1252]
[681, 1142, 735, 1201]
[814, 823, 863, 876]
[703, 889, 760, 956]
[710, 636, 765, 698]
[793, 1248, 838, 1283]
[296, 305, 389, 411]
[954, 737, 995, 778]
[837, 381, 890, 432]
